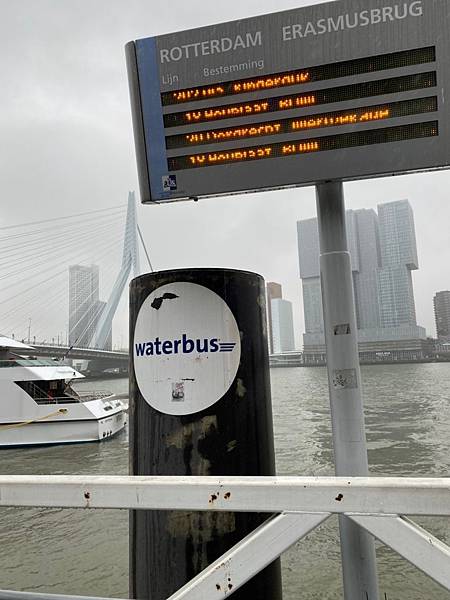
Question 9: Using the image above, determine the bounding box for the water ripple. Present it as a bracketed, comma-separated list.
[1, 367, 450, 599]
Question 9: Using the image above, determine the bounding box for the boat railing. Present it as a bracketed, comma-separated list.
[21, 380, 80, 406]
[27, 381, 54, 404]
[78, 391, 114, 403]
[0, 475, 449, 600]
[35, 396, 82, 405]
[79, 391, 113, 400]
[36, 391, 113, 405]
[0, 358, 60, 368]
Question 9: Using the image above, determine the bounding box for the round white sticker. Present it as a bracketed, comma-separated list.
[133, 281, 241, 415]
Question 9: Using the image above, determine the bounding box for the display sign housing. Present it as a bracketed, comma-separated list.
[126, 0, 450, 203]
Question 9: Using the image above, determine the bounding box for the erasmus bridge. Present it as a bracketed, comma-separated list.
[0, 192, 151, 373]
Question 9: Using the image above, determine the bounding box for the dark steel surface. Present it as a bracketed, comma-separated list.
[125, 41, 153, 204]
[129, 268, 282, 600]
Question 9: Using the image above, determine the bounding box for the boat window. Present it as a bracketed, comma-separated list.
[0, 358, 60, 368]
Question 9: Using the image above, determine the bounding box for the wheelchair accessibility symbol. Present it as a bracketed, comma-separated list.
[162, 174, 177, 191]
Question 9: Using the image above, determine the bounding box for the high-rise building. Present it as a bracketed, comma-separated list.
[69, 265, 103, 348]
[434, 291, 450, 340]
[377, 200, 418, 329]
[266, 282, 282, 353]
[297, 199, 426, 359]
[352, 209, 381, 330]
[297, 218, 323, 337]
[271, 298, 295, 353]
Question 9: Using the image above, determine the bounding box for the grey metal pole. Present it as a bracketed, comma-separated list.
[316, 181, 379, 600]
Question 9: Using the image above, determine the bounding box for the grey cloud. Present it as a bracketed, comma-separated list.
[1, 0, 448, 346]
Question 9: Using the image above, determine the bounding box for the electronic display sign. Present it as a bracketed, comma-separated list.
[126, 0, 450, 203]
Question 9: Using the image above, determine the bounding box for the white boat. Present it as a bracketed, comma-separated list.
[0, 336, 127, 447]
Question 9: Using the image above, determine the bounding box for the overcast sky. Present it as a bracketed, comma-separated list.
[1, 0, 449, 347]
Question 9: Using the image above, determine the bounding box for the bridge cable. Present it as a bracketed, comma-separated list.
[137, 224, 154, 272]
[0, 204, 126, 232]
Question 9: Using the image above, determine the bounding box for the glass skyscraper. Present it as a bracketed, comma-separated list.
[69, 265, 100, 348]
[434, 290, 450, 340]
[271, 298, 295, 354]
[266, 281, 282, 354]
[68, 265, 112, 349]
[297, 199, 426, 355]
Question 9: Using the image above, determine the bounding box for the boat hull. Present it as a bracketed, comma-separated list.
[0, 353, 128, 448]
[0, 407, 127, 448]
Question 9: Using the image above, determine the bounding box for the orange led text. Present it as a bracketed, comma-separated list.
[359, 109, 390, 121]
[185, 123, 282, 144]
[292, 109, 390, 131]
[282, 141, 319, 155]
[233, 72, 310, 93]
[172, 86, 225, 102]
[185, 102, 270, 123]
[279, 95, 316, 109]
[189, 147, 272, 166]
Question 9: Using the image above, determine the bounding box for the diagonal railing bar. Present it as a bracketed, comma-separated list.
[167, 512, 330, 599]
[349, 514, 450, 591]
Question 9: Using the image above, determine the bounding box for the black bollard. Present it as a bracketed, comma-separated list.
[129, 268, 282, 600]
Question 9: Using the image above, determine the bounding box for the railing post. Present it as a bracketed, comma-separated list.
[316, 181, 379, 599]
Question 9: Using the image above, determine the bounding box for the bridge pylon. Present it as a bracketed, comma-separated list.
[91, 192, 140, 349]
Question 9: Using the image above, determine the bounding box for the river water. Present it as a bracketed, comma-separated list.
[1, 363, 449, 599]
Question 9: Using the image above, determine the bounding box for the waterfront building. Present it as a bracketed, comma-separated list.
[297, 200, 426, 362]
[377, 200, 419, 329]
[68, 265, 111, 348]
[434, 290, 450, 340]
[266, 282, 282, 354]
[271, 298, 295, 354]
[297, 218, 324, 337]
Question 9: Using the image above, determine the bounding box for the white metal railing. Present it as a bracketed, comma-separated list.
[1, 475, 449, 599]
